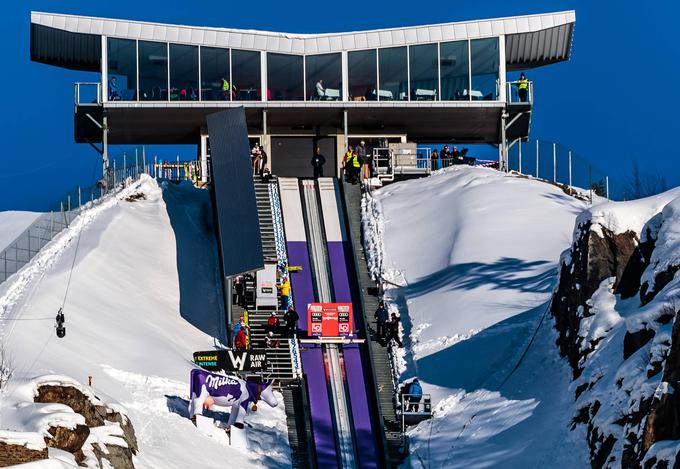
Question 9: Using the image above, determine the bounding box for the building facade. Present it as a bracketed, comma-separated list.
[31, 11, 574, 176]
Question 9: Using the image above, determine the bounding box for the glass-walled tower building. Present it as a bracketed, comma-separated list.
[31, 10, 574, 176]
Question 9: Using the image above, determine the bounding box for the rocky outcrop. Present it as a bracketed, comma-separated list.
[0, 441, 47, 467]
[552, 198, 680, 468]
[552, 222, 641, 377]
[34, 382, 138, 468]
[46, 424, 90, 454]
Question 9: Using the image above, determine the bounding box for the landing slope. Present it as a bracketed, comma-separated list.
[364, 167, 589, 467]
[0, 176, 289, 468]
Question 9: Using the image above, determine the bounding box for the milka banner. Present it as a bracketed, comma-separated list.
[193, 349, 268, 372]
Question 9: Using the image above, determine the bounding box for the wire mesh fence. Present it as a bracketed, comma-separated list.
[506, 139, 614, 200]
[0, 148, 148, 284]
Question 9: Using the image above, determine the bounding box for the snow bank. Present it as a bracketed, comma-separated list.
[577, 187, 680, 238]
[0, 176, 289, 468]
[364, 166, 589, 467]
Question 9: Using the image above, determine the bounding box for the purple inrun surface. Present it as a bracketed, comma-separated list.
[287, 240, 338, 468]
[287, 241, 314, 333]
[302, 347, 338, 469]
[343, 346, 380, 468]
[327, 239, 381, 468]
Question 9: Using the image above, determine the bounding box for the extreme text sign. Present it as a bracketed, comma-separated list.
[193, 349, 268, 372]
[307, 303, 353, 337]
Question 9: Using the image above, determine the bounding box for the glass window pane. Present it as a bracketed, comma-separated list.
[440, 41, 469, 101]
[305, 53, 342, 101]
[409, 44, 438, 101]
[348, 50, 376, 101]
[170, 44, 198, 101]
[232, 50, 261, 101]
[267, 53, 303, 101]
[379, 47, 407, 101]
[201, 47, 230, 101]
[107, 38, 137, 101]
[471, 38, 499, 100]
[139, 41, 168, 101]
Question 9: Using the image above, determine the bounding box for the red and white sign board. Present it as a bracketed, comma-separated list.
[308, 303, 353, 337]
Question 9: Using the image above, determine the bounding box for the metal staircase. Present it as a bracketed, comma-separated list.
[341, 180, 407, 467]
[253, 175, 278, 264]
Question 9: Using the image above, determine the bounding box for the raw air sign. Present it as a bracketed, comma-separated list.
[307, 303, 353, 337]
[193, 349, 268, 372]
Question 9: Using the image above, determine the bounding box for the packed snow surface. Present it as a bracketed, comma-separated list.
[0, 176, 289, 468]
[364, 167, 590, 467]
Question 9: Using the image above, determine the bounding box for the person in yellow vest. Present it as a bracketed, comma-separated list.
[517, 73, 529, 102]
[221, 77, 230, 100]
[343, 146, 353, 182]
[350, 149, 361, 184]
[277, 276, 291, 310]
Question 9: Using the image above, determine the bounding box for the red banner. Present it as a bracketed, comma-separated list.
[308, 303, 353, 337]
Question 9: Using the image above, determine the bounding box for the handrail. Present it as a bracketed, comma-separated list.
[506, 80, 533, 104]
[74, 82, 102, 107]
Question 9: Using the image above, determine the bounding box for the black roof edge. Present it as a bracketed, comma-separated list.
[31, 23, 101, 72]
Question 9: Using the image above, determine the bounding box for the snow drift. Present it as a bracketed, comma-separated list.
[363, 167, 590, 467]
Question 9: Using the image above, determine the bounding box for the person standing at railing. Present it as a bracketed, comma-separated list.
[430, 149, 439, 171]
[407, 378, 423, 412]
[357, 141, 369, 182]
[517, 73, 529, 102]
[440, 145, 451, 168]
[259, 146, 268, 177]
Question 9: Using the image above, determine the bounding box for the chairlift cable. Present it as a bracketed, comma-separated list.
[61, 225, 84, 309]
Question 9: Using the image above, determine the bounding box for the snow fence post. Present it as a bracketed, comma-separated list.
[113, 160, 117, 187]
[518, 140, 522, 174]
[176, 154, 180, 181]
[535, 140, 539, 178]
[78, 186, 81, 211]
[606, 176, 610, 200]
[553, 143, 557, 183]
[568, 151, 572, 191]
[154, 155, 157, 179]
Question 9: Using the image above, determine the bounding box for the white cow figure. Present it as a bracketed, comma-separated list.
[188, 369, 277, 429]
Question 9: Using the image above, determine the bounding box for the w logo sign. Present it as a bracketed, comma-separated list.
[227, 350, 249, 371]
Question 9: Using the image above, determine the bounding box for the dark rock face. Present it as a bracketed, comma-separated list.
[641, 313, 680, 456]
[641, 265, 680, 306]
[552, 222, 641, 377]
[623, 328, 656, 360]
[552, 210, 680, 468]
[46, 424, 90, 454]
[35, 385, 107, 427]
[93, 442, 136, 469]
[0, 442, 47, 467]
[33, 383, 138, 468]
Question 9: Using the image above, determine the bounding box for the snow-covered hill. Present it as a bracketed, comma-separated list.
[0, 176, 289, 468]
[363, 167, 590, 467]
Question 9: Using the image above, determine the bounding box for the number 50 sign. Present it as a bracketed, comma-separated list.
[307, 303, 353, 337]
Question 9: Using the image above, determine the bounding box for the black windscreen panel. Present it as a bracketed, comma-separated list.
[207, 108, 264, 277]
[30, 23, 101, 72]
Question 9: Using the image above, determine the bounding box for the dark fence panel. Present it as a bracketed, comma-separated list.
[207, 108, 263, 277]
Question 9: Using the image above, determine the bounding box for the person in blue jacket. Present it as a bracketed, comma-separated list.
[407, 378, 423, 412]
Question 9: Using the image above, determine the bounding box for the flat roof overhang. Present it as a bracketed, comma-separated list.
[78, 102, 509, 144]
[31, 10, 574, 72]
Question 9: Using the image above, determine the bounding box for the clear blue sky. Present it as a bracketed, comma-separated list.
[0, 0, 677, 210]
